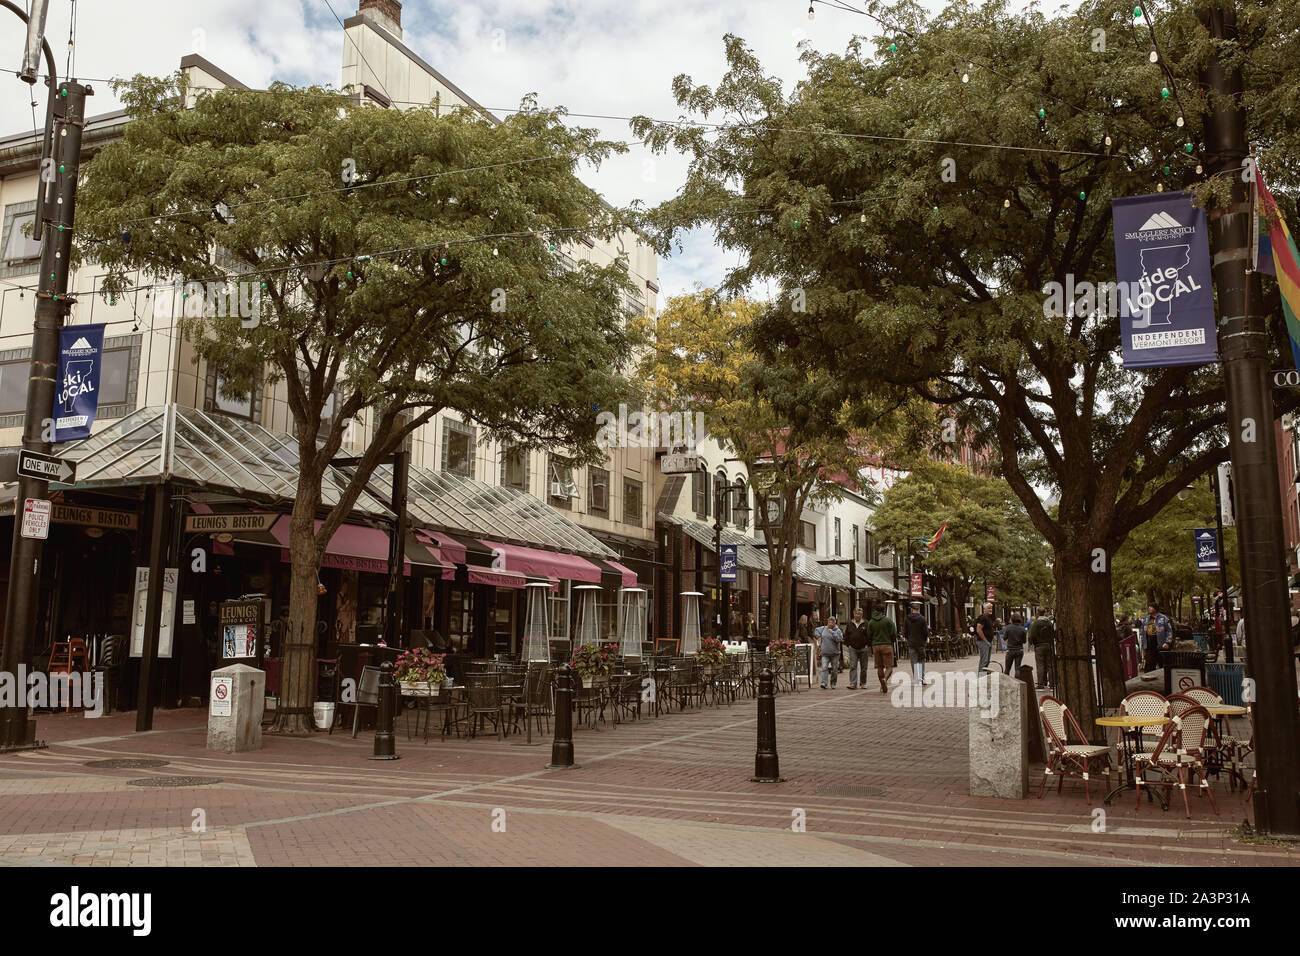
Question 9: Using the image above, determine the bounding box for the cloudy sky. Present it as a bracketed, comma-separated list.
[1, 0, 1051, 297]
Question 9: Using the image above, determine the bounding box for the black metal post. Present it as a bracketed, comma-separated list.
[385, 448, 409, 646]
[714, 483, 728, 643]
[547, 663, 577, 769]
[1199, 0, 1300, 836]
[369, 660, 398, 759]
[0, 70, 87, 751]
[1210, 470, 1235, 663]
[750, 668, 783, 782]
[135, 482, 171, 732]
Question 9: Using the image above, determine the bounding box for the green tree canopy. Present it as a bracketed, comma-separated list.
[76, 77, 643, 730]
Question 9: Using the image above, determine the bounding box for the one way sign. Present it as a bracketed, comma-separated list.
[16, 449, 75, 483]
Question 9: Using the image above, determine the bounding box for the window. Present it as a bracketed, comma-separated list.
[716, 469, 729, 524]
[204, 367, 262, 422]
[440, 419, 476, 477]
[0, 334, 141, 427]
[800, 520, 817, 550]
[865, 530, 880, 567]
[549, 457, 577, 510]
[0, 356, 27, 415]
[589, 467, 610, 515]
[735, 481, 749, 531]
[624, 477, 643, 526]
[852, 525, 860, 562]
[2, 202, 41, 278]
[501, 445, 528, 491]
[692, 468, 710, 518]
[834, 518, 842, 556]
[550, 580, 571, 640]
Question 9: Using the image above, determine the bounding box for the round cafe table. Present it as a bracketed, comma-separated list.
[1096, 715, 1172, 809]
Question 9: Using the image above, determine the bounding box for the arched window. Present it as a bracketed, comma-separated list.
[717, 469, 730, 524]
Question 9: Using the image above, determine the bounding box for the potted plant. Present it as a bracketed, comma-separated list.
[697, 636, 727, 678]
[394, 649, 447, 696]
[572, 642, 617, 688]
[769, 638, 797, 664]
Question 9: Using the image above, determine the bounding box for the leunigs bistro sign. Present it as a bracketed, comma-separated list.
[184, 513, 278, 534]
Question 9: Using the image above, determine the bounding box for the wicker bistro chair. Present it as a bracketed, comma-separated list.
[1133, 705, 1221, 818]
[1166, 693, 1199, 718]
[464, 672, 509, 740]
[1037, 695, 1114, 804]
[1120, 690, 1171, 755]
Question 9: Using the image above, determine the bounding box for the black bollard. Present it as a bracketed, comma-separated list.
[369, 660, 399, 761]
[547, 663, 579, 769]
[750, 668, 785, 782]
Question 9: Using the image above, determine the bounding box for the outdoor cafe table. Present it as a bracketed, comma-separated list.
[1096, 714, 1172, 810]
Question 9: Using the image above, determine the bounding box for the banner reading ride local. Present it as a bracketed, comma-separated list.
[1111, 191, 1217, 369]
[54, 323, 106, 441]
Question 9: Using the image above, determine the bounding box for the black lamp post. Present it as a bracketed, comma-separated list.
[713, 474, 750, 643]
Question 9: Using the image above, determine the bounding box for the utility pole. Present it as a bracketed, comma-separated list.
[0, 1, 87, 751]
[1199, 0, 1300, 836]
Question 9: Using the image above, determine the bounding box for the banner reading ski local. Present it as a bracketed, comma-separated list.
[1112, 191, 1217, 369]
[1194, 528, 1221, 572]
[54, 323, 106, 441]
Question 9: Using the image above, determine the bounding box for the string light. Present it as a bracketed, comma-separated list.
[1149, 48, 1159, 63]
[808, 3, 814, 20]
[889, 42, 896, 52]
[1176, 115, 1185, 128]
[1161, 87, 1170, 99]
[1003, 198, 1011, 208]
[1104, 135, 1112, 147]
[1133, 5, 1143, 19]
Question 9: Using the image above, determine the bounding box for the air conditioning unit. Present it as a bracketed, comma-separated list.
[550, 481, 578, 499]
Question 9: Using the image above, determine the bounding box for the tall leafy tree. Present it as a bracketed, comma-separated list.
[637, 291, 927, 639]
[77, 77, 641, 731]
[631, 0, 1300, 732]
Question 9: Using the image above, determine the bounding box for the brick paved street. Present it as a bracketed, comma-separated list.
[0, 655, 1291, 867]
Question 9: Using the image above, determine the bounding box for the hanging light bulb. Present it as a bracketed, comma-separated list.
[1176, 114, 1185, 128]
[1105, 134, 1112, 147]
[1004, 198, 1011, 208]
[961, 72, 969, 84]
[1037, 107, 1046, 119]
[492, 245, 498, 256]
[1195, 164, 1203, 174]
[1157, 183, 1164, 192]
[860, 212, 866, 222]
[808, 3, 814, 20]
[889, 42, 897, 52]
[1133, 5, 1143, 19]
[729, 225, 735, 235]
[1149, 48, 1159, 63]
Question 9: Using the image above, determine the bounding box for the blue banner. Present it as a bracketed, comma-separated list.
[720, 544, 738, 583]
[1112, 191, 1217, 368]
[1194, 528, 1221, 572]
[55, 323, 106, 441]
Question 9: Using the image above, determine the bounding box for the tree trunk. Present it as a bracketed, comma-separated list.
[1053, 560, 1103, 742]
[271, 492, 322, 735]
[1087, 565, 1126, 710]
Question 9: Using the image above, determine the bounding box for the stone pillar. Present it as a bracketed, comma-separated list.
[969, 670, 1029, 798]
[206, 664, 264, 754]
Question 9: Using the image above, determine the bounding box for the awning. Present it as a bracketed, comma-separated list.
[657, 513, 769, 573]
[468, 567, 528, 589]
[478, 539, 602, 583]
[219, 515, 453, 578]
[604, 559, 638, 587]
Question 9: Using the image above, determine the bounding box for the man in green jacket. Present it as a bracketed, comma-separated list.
[866, 603, 898, 693]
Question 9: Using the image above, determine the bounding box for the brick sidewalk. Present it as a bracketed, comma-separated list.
[0, 655, 1290, 866]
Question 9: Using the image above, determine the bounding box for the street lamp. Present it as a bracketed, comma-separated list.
[713, 474, 750, 643]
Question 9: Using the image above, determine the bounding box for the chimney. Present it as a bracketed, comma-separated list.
[358, 0, 401, 37]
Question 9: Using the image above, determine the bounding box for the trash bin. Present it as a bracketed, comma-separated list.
[1162, 648, 1207, 696]
[1206, 662, 1246, 705]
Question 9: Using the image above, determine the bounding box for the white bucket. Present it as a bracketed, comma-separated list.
[312, 701, 335, 730]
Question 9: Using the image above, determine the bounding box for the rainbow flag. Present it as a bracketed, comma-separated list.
[1254, 168, 1300, 371]
[920, 521, 948, 550]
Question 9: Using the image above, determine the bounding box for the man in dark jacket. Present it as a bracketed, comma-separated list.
[1028, 608, 1054, 688]
[903, 602, 928, 685]
[841, 607, 871, 689]
[1003, 613, 1028, 677]
[866, 604, 898, 693]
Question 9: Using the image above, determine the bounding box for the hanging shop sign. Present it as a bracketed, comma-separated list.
[51, 503, 138, 530]
[184, 512, 278, 534]
[1111, 191, 1217, 369]
[910, 572, 924, 598]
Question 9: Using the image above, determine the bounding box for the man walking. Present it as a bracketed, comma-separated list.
[1003, 613, 1028, 677]
[1142, 603, 1173, 677]
[867, 603, 898, 692]
[815, 616, 844, 690]
[1029, 607, 1055, 689]
[842, 607, 871, 689]
[975, 603, 997, 673]
[904, 601, 929, 685]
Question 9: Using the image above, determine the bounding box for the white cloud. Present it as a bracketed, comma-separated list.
[0, 0, 1054, 299]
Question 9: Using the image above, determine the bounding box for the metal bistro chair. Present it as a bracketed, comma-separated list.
[509, 663, 554, 738]
[610, 667, 644, 724]
[464, 671, 509, 740]
[1037, 695, 1113, 804]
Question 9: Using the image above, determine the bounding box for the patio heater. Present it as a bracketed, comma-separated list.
[617, 587, 647, 660]
[522, 582, 552, 662]
[573, 584, 603, 647]
[680, 591, 703, 655]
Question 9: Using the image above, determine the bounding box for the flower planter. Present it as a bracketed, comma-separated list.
[700, 662, 720, 679]
[399, 681, 433, 697]
[584, 673, 609, 689]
